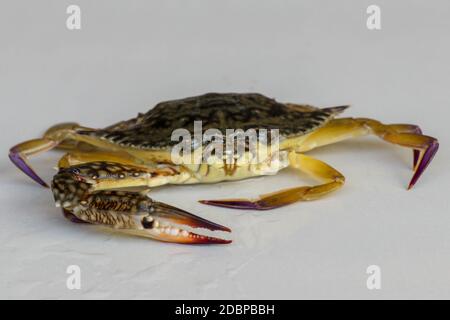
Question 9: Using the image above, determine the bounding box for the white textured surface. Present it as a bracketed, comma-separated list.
[1, 0, 449, 299]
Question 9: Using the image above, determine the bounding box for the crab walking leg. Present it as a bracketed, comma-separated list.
[384, 124, 422, 169]
[42, 122, 94, 151]
[200, 153, 345, 210]
[58, 150, 146, 169]
[9, 138, 58, 187]
[9, 123, 95, 187]
[52, 163, 231, 244]
[296, 118, 439, 189]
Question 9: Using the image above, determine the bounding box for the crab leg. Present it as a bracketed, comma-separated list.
[57, 150, 145, 169]
[379, 129, 438, 189]
[9, 123, 93, 187]
[200, 152, 345, 210]
[380, 124, 422, 169]
[296, 118, 438, 189]
[9, 138, 58, 187]
[52, 162, 231, 244]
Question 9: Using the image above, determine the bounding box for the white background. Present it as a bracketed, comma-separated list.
[1, 0, 449, 299]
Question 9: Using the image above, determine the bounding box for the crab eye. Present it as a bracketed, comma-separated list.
[118, 173, 125, 179]
[142, 216, 154, 229]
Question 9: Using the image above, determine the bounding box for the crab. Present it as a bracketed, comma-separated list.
[9, 93, 439, 244]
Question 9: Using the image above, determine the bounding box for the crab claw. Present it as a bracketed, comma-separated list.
[143, 201, 232, 244]
[152, 202, 231, 233]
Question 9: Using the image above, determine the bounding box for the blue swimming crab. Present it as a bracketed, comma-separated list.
[9, 93, 439, 244]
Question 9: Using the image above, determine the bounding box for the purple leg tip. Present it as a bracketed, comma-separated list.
[409, 140, 439, 189]
[199, 199, 273, 210]
[9, 149, 48, 187]
[413, 150, 420, 168]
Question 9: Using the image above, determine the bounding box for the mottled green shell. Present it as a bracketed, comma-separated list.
[80, 93, 348, 150]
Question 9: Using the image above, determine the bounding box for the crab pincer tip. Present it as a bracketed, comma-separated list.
[185, 233, 232, 245]
[154, 202, 232, 233]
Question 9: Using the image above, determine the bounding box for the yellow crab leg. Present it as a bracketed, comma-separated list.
[9, 138, 58, 187]
[297, 118, 439, 189]
[9, 123, 96, 187]
[382, 124, 423, 169]
[200, 118, 438, 210]
[58, 150, 145, 169]
[200, 152, 345, 210]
